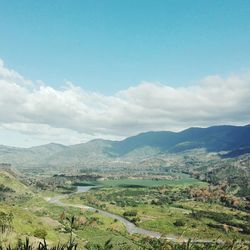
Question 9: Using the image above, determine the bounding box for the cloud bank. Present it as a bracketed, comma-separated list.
[0, 58, 250, 146]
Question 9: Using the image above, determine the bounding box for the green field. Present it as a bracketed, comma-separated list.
[75, 174, 206, 188]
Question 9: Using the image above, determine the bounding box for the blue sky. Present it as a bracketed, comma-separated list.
[0, 1, 250, 146]
[1, 0, 250, 94]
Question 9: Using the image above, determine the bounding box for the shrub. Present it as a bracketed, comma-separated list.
[173, 219, 185, 227]
[123, 210, 137, 217]
[34, 228, 47, 239]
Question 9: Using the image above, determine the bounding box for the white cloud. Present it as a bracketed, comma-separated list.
[0, 59, 32, 86]
[0, 58, 250, 146]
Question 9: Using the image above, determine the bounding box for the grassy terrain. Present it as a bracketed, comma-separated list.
[0, 194, 140, 249]
[64, 181, 250, 242]
[0, 170, 140, 249]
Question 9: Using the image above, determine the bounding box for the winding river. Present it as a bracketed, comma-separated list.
[47, 186, 223, 243]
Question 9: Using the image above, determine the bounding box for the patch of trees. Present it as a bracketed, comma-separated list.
[0, 184, 14, 193]
[190, 210, 250, 234]
[36, 174, 101, 192]
[0, 184, 15, 201]
[187, 186, 249, 211]
[53, 174, 101, 182]
[189, 156, 250, 198]
[123, 210, 140, 224]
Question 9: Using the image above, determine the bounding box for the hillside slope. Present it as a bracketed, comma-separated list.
[0, 168, 32, 201]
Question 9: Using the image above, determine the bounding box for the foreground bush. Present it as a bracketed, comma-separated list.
[0, 237, 249, 250]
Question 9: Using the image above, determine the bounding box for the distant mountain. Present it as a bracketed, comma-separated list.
[0, 124, 249, 168]
[112, 124, 250, 155]
[29, 143, 67, 154]
[0, 143, 67, 168]
[46, 139, 114, 167]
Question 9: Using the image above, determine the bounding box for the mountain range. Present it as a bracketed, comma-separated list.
[0, 124, 250, 169]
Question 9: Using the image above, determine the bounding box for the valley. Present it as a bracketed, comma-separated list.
[0, 125, 250, 249]
[1, 1, 250, 248]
